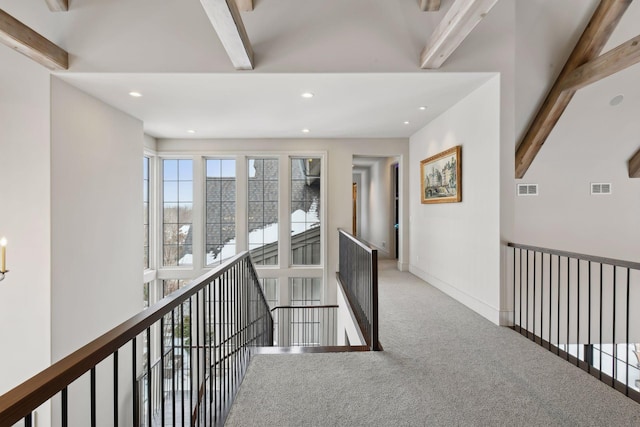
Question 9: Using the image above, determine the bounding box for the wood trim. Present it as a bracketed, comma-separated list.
[235, 0, 253, 12]
[560, 34, 640, 92]
[629, 148, 640, 178]
[0, 9, 68, 70]
[44, 0, 68, 12]
[420, 0, 498, 69]
[420, 0, 441, 12]
[200, 0, 254, 70]
[515, 0, 632, 178]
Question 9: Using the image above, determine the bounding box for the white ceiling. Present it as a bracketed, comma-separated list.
[58, 72, 494, 139]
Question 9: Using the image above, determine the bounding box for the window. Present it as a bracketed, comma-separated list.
[289, 277, 321, 306]
[248, 158, 279, 265]
[259, 278, 279, 309]
[143, 157, 150, 269]
[163, 279, 189, 297]
[206, 159, 236, 266]
[291, 158, 321, 265]
[163, 159, 193, 266]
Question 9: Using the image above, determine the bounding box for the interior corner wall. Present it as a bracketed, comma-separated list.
[50, 78, 143, 358]
[359, 158, 395, 258]
[0, 48, 52, 396]
[409, 77, 501, 324]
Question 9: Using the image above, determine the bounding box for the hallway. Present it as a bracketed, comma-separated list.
[225, 260, 640, 425]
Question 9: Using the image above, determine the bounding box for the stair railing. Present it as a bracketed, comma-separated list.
[337, 229, 381, 351]
[0, 251, 272, 427]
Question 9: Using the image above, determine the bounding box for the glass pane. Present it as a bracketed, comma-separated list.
[206, 158, 236, 266]
[163, 159, 178, 181]
[291, 158, 321, 265]
[164, 182, 178, 203]
[248, 157, 279, 266]
[163, 159, 193, 266]
[289, 277, 321, 305]
[178, 159, 193, 181]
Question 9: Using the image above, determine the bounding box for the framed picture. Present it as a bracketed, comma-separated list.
[420, 146, 461, 204]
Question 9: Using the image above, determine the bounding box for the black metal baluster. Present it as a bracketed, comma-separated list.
[612, 266, 617, 386]
[512, 247, 516, 328]
[588, 261, 592, 371]
[557, 255, 561, 356]
[62, 387, 68, 427]
[113, 350, 119, 427]
[625, 268, 630, 396]
[549, 253, 552, 351]
[24, 413, 31, 427]
[577, 260, 580, 366]
[189, 299, 193, 426]
[567, 257, 570, 361]
[90, 367, 96, 427]
[160, 316, 165, 426]
[599, 263, 603, 380]
[171, 308, 176, 427]
[202, 286, 208, 427]
[146, 327, 152, 427]
[533, 251, 537, 341]
[132, 338, 137, 427]
[540, 252, 544, 346]
[520, 248, 523, 332]
[181, 303, 185, 426]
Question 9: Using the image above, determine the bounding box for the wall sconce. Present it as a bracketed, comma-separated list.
[0, 237, 8, 281]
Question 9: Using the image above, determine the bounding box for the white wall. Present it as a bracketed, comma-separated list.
[50, 79, 143, 425]
[410, 77, 502, 324]
[0, 48, 52, 397]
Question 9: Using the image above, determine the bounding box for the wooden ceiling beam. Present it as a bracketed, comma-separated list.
[560, 34, 640, 92]
[235, 0, 253, 12]
[420, 0, 441, 12]
[200, 0, 254, 70]
[44, 0, 68, 12]
[630, 149, 640, 178]
[420, 0, 498, 69]
[0, 9, 68, 70]
[515, 0, 632, 179]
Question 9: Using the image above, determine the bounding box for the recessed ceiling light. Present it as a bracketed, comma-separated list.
[609, 94, 624, 106]
[418, 106, 427, 110]
[403, 121, 410, 125]
[129, 91, 142, 98]
[302, 128, 310, 133]
[187, 129, 196, 134]
[301, 92, 314, 99]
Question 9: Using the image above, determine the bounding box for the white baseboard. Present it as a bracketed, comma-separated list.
[409, 265, 501, 325]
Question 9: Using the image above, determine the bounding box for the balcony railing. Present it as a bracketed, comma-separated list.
[0, 252, 272, 427]
[509, 242, 640, 403]
[337, 229, 381, 351]
[271, 305, 338, 347]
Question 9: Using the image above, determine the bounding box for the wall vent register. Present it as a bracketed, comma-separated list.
[516, 184, 538, 196]
[591, 183, 612, 195]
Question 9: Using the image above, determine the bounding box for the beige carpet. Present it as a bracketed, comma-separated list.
[225, 260, 640, 426]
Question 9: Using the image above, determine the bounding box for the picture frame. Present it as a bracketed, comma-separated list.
[420, 146, 461, 204]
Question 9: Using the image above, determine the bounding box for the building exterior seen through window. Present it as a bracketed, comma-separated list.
[205, 159, 236, 266]
[248, 158, 279, 265]
[291, 158, 321, 265]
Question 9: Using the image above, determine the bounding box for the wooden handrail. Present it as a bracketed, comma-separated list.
[271, 305, 338, 311]
[338, 228, 376, 254]
[507, 243, 640, 271]
[0, 252, 257, 426]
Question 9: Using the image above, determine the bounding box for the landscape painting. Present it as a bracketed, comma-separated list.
[420, 146, 461, 204]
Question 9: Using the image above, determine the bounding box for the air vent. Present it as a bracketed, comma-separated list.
[591, 183, 612, 195]
[517, 184, 538, 196]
